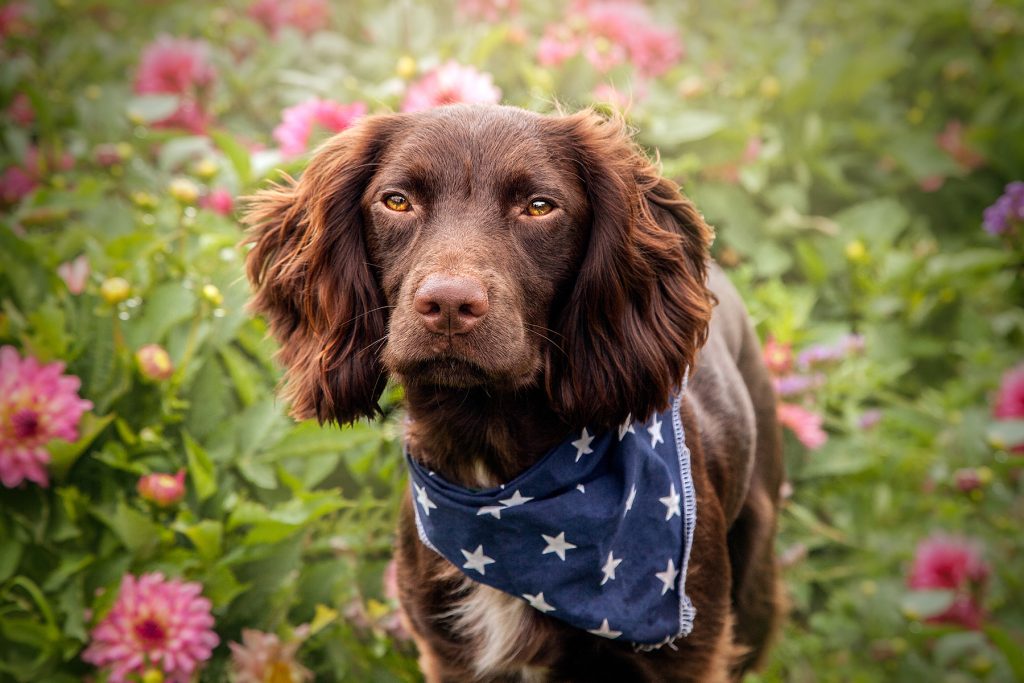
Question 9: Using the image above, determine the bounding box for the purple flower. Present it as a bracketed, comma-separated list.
[773, 373, 826, 397]
[796, 334, 864, 370]
[983, 181, 1024, 235]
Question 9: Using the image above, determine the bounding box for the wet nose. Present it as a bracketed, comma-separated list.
[413, 274, 489, 335]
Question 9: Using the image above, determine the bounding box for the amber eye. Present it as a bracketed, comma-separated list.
[384, 194, 411, 212]
[526, 199, 554, 217]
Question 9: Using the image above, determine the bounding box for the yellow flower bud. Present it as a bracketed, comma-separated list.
[140, 668, 164, 683]
[169, 177, 199, 205]
[193, 158, 218, 180]
[100, 277, 131, 305]
[396, 56, 417, 80]
[758, 75, 781, 99]
[844, 240, 868, 263]
[201, 284, 223, 307]
[131, 191, 159, 210]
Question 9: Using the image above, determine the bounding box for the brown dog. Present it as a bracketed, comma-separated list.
[244, 105, 783, 682]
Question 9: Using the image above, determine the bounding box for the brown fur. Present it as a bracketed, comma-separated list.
[244, 105, 784, 682]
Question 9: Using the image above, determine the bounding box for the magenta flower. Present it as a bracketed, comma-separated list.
[0, 346, 92, 488]
[983, 182, 1024, 236]
[0, 2, 30, 39]
[908, 535, 989, 629]
[201, 187, 234, 215]
[57, 255, 90, 295]
[248, 0, 330, 36]
[138, 470, 186, 507]
[0, 165, 36, 204]
[856, 409, 883, 431]
[83, 573, 219, 683]
[229, 629, 312, 683]
[400, 61, 501, 113]
[273, 98, 367, 156]
[994, 363, 1024, 420]
[777, 403, 827, 450]
[134, 36, 216, 133]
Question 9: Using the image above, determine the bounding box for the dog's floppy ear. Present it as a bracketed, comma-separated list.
[243, 115, 402, 424]
[545, 110, 715, 429]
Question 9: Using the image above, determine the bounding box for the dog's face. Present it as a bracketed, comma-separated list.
[245, 105, 714, 429]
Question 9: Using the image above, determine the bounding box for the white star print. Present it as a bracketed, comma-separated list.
[617, 417, 635, 441]
[588, 619, 622, 639]
[522, 592, 556, 613]
[659, 483, 681, 521]
[623, 484, 637, 516]
[600, 551, 622, 586]
[461, 545, 495, 575]
[572, 428, 595, 462]
[476, 505, 503, 519]
[576, 483, 586, 493]
[500, 490, 533, 507]
[541, 532, 577, 561]
[655, 558, 679, 595]
[414, 483, 437, 516]
[647, 414, 664, 448]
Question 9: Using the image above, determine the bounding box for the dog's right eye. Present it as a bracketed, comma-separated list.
[384, 194, 411, 212]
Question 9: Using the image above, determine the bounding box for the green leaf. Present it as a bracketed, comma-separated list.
[176, 519, 223, 563]
[124, 283, 197, 348]
[47, 412, 115, 479]
[183, 432, 217, 502]
[900, 590, 955, 620]
[219, 345, 260, 407]
[210, 129, 252, 185]
[126, 94, 180, 123]
[643, 110, 727, 146]
[987, 420, 1024, 451]
[985, 624, 1024, 681]
[92, 502, 164, 553]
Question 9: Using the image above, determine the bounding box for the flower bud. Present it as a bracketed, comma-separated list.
[169, 177, 199, 205]
[137, 470, 186, 507]
[141, 668, 165, 683]
[845, 240, 868, 263]
[193, 158, 218, 180]
[136, 343, 174, 381]
[201, 284, 223, 307]
[395, 56, 417, 80]
[131, 191, 159, 210]
[100, 277, 131, 304]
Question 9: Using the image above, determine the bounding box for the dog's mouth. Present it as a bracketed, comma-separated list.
[395, 355, 497, 388]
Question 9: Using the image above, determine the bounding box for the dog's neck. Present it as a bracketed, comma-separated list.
[402, 383, 571, 489]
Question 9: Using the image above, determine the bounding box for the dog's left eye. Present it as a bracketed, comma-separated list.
[526, 199, 554, 217]
[384, 194, 411, 212]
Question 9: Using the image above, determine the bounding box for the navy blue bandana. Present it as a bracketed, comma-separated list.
[405, 388, 697, 648]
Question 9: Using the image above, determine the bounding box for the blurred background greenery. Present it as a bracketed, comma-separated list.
[0, 0, 1022, 681]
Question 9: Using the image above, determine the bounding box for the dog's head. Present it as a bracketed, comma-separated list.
[245, 105, 714, 429]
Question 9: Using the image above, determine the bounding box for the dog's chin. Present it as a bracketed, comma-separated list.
[388, 348, 539, 391]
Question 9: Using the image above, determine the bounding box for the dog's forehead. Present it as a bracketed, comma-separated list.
[378, 106, 570, 192]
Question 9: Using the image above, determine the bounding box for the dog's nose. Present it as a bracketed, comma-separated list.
[413, 274, 489, 335]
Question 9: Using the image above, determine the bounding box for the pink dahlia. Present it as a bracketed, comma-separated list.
[134, 36, 216, 133]
[83, 573, 219, 683]
[272, 98, 367, 156]
[993, 363, 1024, 420]
[201, 187, 234, 216]
[138, 470, 186, 507]
[0, 346, 92, 488]
[777, 403, 827, 450]
[248, 0, 330, 36]
[229, 629, 312, 683]
[400, 61, 502, 113]
[908, 535, 989, 629]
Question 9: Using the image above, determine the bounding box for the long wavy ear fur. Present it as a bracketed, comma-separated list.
[545, 110, 715, 429]
[243, 115, 401, 424]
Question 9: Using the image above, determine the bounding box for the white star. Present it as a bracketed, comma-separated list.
[588, 618, 622, 639]
[647, 414, 664, 448]
[541, 532, 577, 561]
[623, 484, 637, 516]
[659, 484, 681, 521]
[522, 592, 556, 613]
[576, 483, 586, 493]
[500, 490, 533, 507]
[600, 551, 622, 586]
[572, 428, 595, 462]
[618, 417, 635, 441]
[476, 505, 503, 519]
[461, 545, 495, 575]
[655, 558, 679, 595]
[414, 483, 437, 517]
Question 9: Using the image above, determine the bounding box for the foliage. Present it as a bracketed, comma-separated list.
[1, 0, 1022, 681]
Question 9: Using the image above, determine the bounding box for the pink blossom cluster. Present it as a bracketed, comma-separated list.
[248, 0, 331, 37]
[993, 363, 1024, 451]
[1, 145, 75, 205]
[273, 98, 367, 156]
[401, 61, 502, 113]
[0, 346, 92, 488]
[537, 1, 682, 78]
[134, 36, 217, 133]
[907, 535, 989, 629]
[457, 0, 519, 21]
[83, 573, 219, 682]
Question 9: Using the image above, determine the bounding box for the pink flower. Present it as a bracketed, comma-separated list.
[0, 3, 30, 39]
[953, 468, 982, 493]
[762, 336, 793, 375]
[457, 0, 519, 21]
[57, 255, 90, 295]
[537, 26, 581, 67]
[7, 92, 33, 126]
[993, 363, 1024, 420]
[138, 470, 186, 507]
[136, 344, 174, 381]
[248, 0, 330, 36]
[229, 629, 312, 683]
[0, 165, 36, 204]
[0, 346, 92, 488]
[908, 536, 989, 629]
[273, 98, 367, 156]
[918, 174, 945, 193]
[857, 409, 883, 431]
[796, 334, 864, 370]
[83, 573, 218, 683]
[777, 403, 827, 449]
[592, 83, 639, 110]
[201, 188, 234, 215]
[134, 36, 216, 133]
[936, 120, 984, 171]
[400, 61, 501, 113]
[772, 373, 825, 397]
